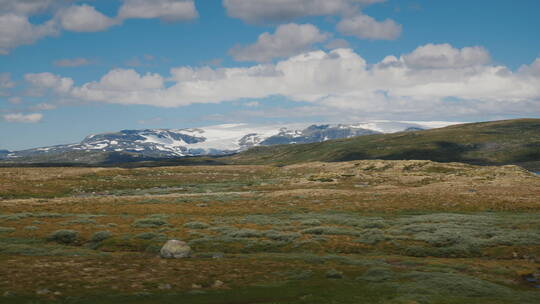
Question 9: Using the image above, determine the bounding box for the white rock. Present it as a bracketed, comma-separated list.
[160, 240, 191, 259]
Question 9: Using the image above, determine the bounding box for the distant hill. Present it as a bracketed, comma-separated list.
[227, 119, 540, 171]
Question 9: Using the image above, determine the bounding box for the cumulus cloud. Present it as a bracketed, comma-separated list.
[23, 44, 540, 119]
[24, 72, 74, 96]
[230, 23, 329, 62]
[0, 0, 58, 16]
[53, 57, 91, 67]
[118, 0, 198, 21]
[519, 58, 540, 77]
[0, 14, 58, 54]
[402, 43, 491, 69]
[0, 0, 199, 54]
[3, 113, 43, 123]
[223, 0, 383, 23]
[325, 38, 350, 49]
[56, 4, 118, 32]
[337, 13, 402, 40]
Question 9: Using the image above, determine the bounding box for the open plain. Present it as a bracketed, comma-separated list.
[1, 160, 539, 303]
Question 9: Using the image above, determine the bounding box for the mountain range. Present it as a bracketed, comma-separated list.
[0, 121, 453, 164]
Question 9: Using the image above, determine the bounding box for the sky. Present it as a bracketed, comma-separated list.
[1, 0, 539, 150]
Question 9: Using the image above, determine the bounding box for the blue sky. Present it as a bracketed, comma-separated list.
[1, 0, 539, 150]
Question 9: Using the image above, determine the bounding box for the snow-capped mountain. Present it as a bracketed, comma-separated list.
[1, 121, 460, 161]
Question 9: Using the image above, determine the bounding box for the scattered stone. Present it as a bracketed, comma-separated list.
[212, 253, 224, 259]
[160, 240, 191, 259]
[325, 269, 344, 279]
[3, 291, 13, 297]
[196, 203, 208, 207]
[36, 288, 50, 295]
[212, 280, 224, 288]
[191, 284, 202, 289]
[53, 291, 62, 296]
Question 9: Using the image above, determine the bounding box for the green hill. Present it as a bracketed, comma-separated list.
[227, 119, 540, 171]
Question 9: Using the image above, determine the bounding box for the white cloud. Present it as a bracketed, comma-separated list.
[0, 0, 199, 54]
[70, 69, 164, 105]
[223, 0, 384, 23]
[244, 101, 260, 107]
[3, 113, 43, 123]
[230, 23, 329, 62]
[53, 57, 91, 67]
[0, 72, 15, 89]
[337, 13, 402, 40]
[30, 103, 56, 111]
[23, 44, 540, 119]
[118, 0, 198, 22]
[24, 72, 74, 95]
[325, 38, 350, 49]
[0, 0, 58, 16]
[0, 14, 58, 54]
[402, 43, 491, 69]
[56, 4, 118, 32]
[519, 58, 540, 77]
[0, 72, 15, 96]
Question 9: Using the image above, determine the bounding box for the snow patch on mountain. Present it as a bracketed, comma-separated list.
[1, 120, 462, 160]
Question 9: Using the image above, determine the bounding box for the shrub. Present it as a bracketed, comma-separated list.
[300, 219, 322, 226]
[355, 229, 388, 245]
[184, 221, 210, 229]
[48, 230, 79, 245]
[24, 226, 39, 231]
[356, 267, 394, 282]
[326, 269, 343, 279]
[135, 232, 163, 240]
[132, 218, 168, 228]
[227, 229, 263, 238]
[301, 226, 360, 236]
[0, 227, 15, 233]
[264, 230, 301, 242]
[90, 231, 112, 242]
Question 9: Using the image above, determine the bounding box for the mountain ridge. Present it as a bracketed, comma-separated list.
[1, 121, 444, 164]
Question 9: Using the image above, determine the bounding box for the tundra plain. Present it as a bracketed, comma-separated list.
[0, 160, 539, 303]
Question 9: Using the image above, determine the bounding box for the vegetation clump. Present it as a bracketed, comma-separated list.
[132, 218, 168, 228]
[90, 231, 112, 242]
[47, 230, 79, 245]
[184, 221, 210, 229]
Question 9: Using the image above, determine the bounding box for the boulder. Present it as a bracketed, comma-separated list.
[160, 240, 191, 259]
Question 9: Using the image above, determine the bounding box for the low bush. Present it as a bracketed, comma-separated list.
[132, 218, 168, 228]
[0, 227, 15, 233]
[90, 231, 112, 242]
[135, 232, 164, 240]
[47, 230, 79, 245]
[184, 221, 210, 229]
[301, 226, 360, 236]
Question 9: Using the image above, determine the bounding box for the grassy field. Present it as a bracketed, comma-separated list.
[1, 160, 539, 303]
